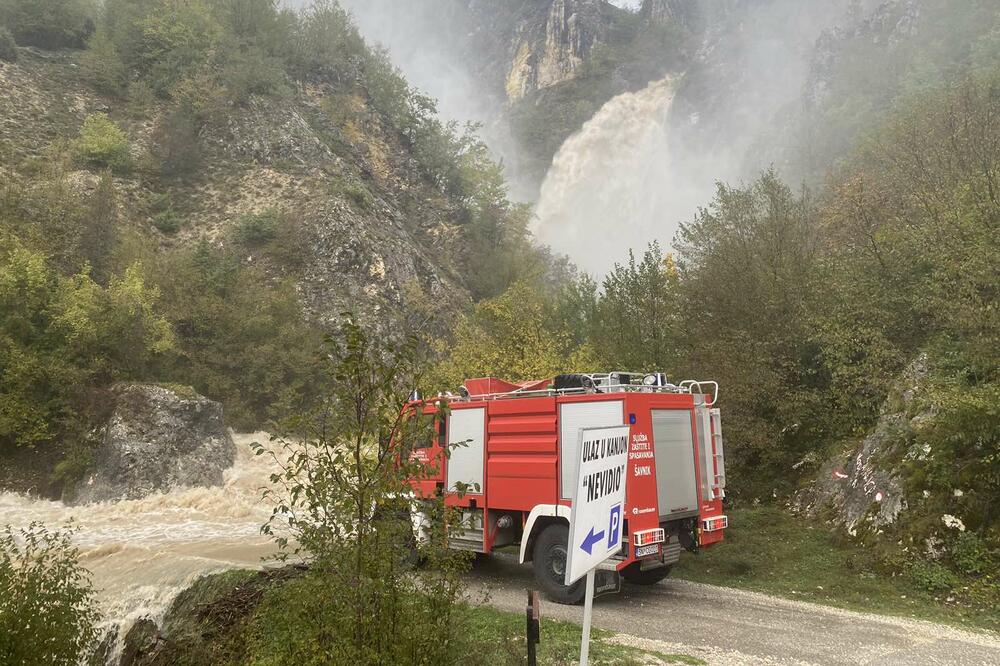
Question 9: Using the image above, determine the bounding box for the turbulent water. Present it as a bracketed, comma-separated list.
[533, 75, 683, 275]
[0, 434, 281, 638]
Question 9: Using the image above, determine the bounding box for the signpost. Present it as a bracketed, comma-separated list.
[565, 425, 630, 666]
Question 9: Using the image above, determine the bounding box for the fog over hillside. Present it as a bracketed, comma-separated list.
[319, 0, 872, 272]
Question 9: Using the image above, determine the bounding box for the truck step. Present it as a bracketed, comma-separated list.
[448, 527, 485, 552]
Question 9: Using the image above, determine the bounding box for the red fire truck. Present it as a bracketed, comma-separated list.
[405, 372, 728, 604]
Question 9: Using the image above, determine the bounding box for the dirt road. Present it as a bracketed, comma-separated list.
[466, 554, 1000, 665]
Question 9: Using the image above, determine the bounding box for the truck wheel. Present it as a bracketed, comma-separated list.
[621, 562, 672, 586]
[532, 524, 585, 605]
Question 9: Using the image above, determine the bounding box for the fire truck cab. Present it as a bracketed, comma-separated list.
[406, 372, 728, 604]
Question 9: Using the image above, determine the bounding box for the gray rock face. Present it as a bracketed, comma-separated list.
[803, 416, 908, 535]
[504, 0, 610, 101]
[641, 0, 701, 30]
[796, 356, 932, 535]
[71, 385, 236, 504]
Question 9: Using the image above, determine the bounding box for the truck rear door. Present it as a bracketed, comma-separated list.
[650, 409, 700, 520]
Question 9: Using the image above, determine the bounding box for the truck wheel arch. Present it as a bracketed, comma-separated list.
[519, 504, 571, 564]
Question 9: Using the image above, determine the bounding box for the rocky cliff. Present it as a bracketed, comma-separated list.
[641, 0, 701, 31]
[503, 0, 613, 102]
[0, 47, 470, 332]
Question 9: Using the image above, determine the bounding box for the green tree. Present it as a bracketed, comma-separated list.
[592, 242, 681, 373]
[80, 28, 127, 95]
[0, 25, 16, 61]
[150, 102, 203, 177]
[79, 171, 119, 284]
[0, 523, 99, 666]
[152, 242, 324, 429]
[0, 235, 174, 450]
[674, 172, 822, 497]
[433, 281, 598, 390]
[816, 71, 1000, 546]
[73, 113, 130, 171]
[0, 0, 96, 49]
[254, 318, 472, 665]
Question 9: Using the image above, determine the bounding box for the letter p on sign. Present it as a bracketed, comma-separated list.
[607, 504, 621, 549]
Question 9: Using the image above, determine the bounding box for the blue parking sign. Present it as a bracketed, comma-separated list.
[607, 503, 621, 548]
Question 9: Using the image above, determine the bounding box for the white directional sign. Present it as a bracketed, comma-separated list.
[565, 425, 630, 586]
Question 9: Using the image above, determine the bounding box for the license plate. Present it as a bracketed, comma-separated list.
[635, 543, 661, 558]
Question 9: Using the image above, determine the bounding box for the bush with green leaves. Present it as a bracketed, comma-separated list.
[220, 46, 289, 105]
[73, 113, 130, 171]
[0, 0, 96, 49]
[0, 25, 17, 62]
[907, 559, 961, 593]
[431, 280, 598, 391]
[152, 208, 182, 235]
[0, 523, 99, 666]
[234, 209, 279, 246]
[591, 242, 682, 373]
[150, 102, 203, 177]
[0, 234, 174, 450]
[254, 318, 474, 665]
[152, 242, 325, 429]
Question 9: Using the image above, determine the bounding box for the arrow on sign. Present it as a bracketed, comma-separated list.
[580, 527, 605, 555]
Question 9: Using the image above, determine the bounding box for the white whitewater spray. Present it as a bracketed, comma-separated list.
[533, 75, 693, 275]
[0, 434, 281, 648]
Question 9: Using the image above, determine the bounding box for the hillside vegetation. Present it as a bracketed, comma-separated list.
[0, 0, 544, 495]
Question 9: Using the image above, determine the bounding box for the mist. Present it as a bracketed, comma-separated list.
[534, 0, 861, 273]
[291, 1, 871, 274]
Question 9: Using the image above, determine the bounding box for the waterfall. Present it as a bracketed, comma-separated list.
[533, 75, 683, 275]
[0, 434, 281, 651]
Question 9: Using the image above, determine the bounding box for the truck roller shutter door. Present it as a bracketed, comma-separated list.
[559, 401, 624, 500]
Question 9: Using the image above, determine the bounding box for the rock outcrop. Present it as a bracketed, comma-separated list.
[505, 0, 609, 102]
[796, 356, 933, 535]
[641, 0, 701, 30]
[70, 384, 236, 504]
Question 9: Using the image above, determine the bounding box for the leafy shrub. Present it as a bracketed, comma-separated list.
[432, 281, 598, 390]
[0, 523, 99, 665]
[907, 559, 961, 593]
[0, 0, 96, 50]
[332, 179, 374, 211]
[966, 574, 1000, 613]
[125, 81, 155, 119]
[150, 103, 202, 177]
[221, 47, 289, 105]
[152, 208, 181, 235]
[80, 29, 125, 96]
[0, 26, 16, 62]
[234, 210, 279, 246]
[951, 533, 996, 577]
[110, 0, 224, 96]
[153, 242, 325, 429]
[0, 234, 174, 449]
[73, 113, 129, 171]
[149, 193, 181, 235]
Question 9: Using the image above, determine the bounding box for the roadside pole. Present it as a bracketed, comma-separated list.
[580, 569, 596, 665]
[564, 425, 630, 666]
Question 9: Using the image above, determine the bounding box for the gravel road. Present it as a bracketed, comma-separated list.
[465, 554, 1000, 665]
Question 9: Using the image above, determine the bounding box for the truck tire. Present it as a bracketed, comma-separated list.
[621, 561, 672, 586]
[532, 524, 585, 604]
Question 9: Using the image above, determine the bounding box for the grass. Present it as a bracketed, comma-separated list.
[147, 568, 704, 666]
[466, 605, 704, 666]
[672, 507, 1000, 633]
